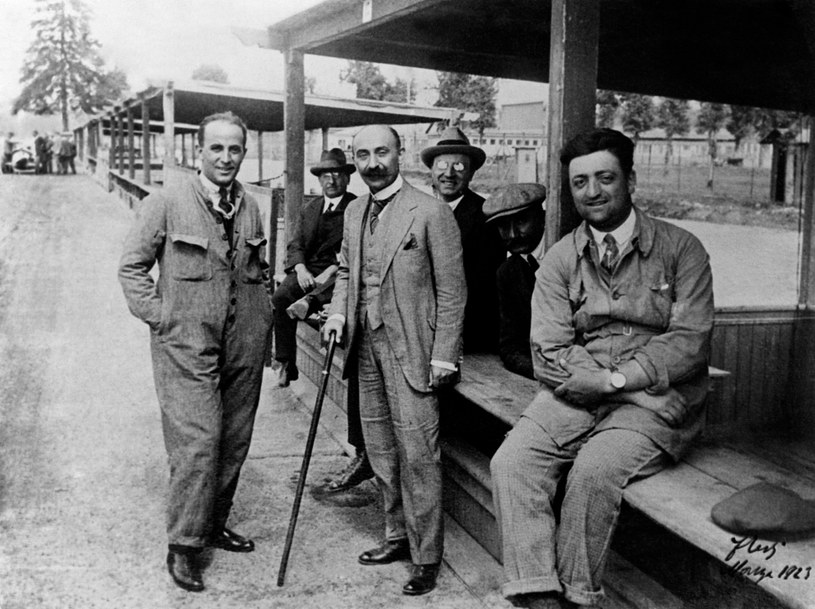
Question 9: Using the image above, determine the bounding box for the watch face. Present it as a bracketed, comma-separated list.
[611, 371, 626, 389]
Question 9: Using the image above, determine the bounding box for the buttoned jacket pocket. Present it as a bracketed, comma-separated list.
[169, 233, 212, 281]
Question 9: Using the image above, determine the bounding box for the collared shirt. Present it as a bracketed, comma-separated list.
[323, 195, 344, 214]
[444, 193, 464, 214]
[199, 172, 240, 219]
[369, 174, 404, 225]
[527, 206, 714, 457]
[589, 206, 636, 257]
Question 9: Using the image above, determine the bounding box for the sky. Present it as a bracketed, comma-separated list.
[0, 0, 545, 133]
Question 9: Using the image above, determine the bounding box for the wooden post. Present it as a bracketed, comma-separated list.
[284, 48, 305, 248]
[142, 97, 151, 185]
[181, 133, 188, 167]
[163, 81, 176, 168]
[127, 104, 135, 180]
[108, 112, 116, 170]
[117, 108, 126, 175]
[321, 126, 329, 151]
[544, 0, 600, 249]
[258, 131, 264, 182]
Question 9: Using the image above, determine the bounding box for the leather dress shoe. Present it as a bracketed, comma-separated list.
[326, 450, 374, 493]
[210, 527, 255, 553]
[358, 538, 410, 565]
[403, 562, 440, 596]
[276, 364, 299, 388]
[166, 551, 204, 592]
[286, 296, 314, 320]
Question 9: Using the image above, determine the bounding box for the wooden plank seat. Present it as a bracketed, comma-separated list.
[446, 353, 814, 609]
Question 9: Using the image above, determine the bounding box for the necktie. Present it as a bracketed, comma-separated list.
[369, 192, 397, 234]
[601, 234, 619, 274]
[218, 186, 234, 218]
[325, 201, 334, 214]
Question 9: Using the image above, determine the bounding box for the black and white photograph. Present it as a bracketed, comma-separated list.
[0, 1, 813, 608]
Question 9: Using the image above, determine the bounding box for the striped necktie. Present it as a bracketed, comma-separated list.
[601, 234, 619, 274]
[369, 192, 397, 234]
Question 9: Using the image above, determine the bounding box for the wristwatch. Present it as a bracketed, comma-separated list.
[610, 370, 627, 390]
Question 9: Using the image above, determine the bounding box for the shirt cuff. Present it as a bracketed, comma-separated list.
[430, 359, 458, 371]
[327, 313, 345, 325]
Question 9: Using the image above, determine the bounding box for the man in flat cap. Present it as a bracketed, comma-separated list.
[271, 148, 356, 387]
[421, 126, 505, 353]
[490, 128, 714, 609]
[483, 183, 547, 379]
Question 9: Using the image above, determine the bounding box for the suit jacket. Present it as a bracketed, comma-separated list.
[454, 189, 505, 353]
[496, 254, 536, 379]
[329, 180, 466, 393]
[285, 191, 356, 274]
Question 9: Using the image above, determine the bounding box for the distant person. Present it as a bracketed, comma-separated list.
[2, 132, 15, 173]
[323, 124, 466, 596]
[483, 183, 547, 379]
[57, 135, 72, 174]
[44, 133, 55, 174]
[490, 128, 714, 609]
[119, 111, 272, 593]
[33, 131, 46, 174]
[420, 126, 505, 353]
[271, 148, 356, 387]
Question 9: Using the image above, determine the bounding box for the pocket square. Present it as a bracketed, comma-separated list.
[403, 234, 418, 250]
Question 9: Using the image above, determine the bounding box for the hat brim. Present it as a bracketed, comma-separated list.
[309, 163, 356, 176]
[420, 145, 486, 171]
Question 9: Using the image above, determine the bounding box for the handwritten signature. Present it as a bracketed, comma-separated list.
[724, 535, 812, 584]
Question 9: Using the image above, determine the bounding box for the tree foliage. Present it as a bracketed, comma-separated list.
[191, 64, 229, 84]
[435, 71, 497, 136]
[620, 93, 655, 141]
[655, 97, 690, 163]
[595, 90, 620, 128]
[13, 0, 129, 131]
[340, 61, 416, 104]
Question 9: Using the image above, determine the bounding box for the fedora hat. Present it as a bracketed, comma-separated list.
[420, 126, 486, 171]
[310, 148, 356, 176]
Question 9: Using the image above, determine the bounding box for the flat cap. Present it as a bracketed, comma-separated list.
[484, 183, 546, 223]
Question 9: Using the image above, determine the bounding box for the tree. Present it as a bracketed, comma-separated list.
[620, 93, 655, 141]
[435, 71, 497, 137]
[696, 102, 730, 189]
[340, 61, 416, 103]
[191, 64, 229, 84]
[13, 0, 129, 131]
[595, 90, 619, 128]
[655, 97, 690, 165]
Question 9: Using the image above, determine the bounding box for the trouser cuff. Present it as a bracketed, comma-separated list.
[501, 575, 562, 601]
[562, 580, 605, 606]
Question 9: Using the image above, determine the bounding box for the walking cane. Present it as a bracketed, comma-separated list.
[277, 329, 337, 587]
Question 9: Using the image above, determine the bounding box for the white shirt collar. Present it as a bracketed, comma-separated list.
[199, 172, 239, 219]
[323, 194, 344, 213]
[590, 207, 636, 252]
[443, 193, 464, 213]
[371, 174, 403, 201]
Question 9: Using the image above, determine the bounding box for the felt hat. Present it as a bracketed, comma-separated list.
[420, 126, 486, 171]
[484, 183, 547, 223]
[309, 148, 356, 176]
[711, 482, 815, 536]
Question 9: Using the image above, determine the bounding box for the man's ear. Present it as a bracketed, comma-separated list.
[627, 169, 637, 194]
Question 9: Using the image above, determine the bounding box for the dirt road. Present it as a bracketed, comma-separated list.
[0, 174, 506, 609]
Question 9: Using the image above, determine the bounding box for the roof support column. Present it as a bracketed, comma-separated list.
[322, 127, 329, 151]
[127, 104, 135, 180]
[163, 82, 176, 168]
[142, 97, 151, 185]
[257, 131, 264, 182]
[108, 111, 116, 170]
[284, 47, 305, 247]
[787, 117, 815, 428]
[544, 0, 600, 248]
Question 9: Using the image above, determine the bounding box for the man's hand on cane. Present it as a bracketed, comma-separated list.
[322, 318, 344, 344]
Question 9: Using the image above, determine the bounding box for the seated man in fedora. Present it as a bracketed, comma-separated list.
[483, 183, 547, 379]
[421, 126, 505, 353]
[271, 148, 357, 387]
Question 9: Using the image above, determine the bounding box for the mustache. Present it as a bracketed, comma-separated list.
[361, 167, 388, 177]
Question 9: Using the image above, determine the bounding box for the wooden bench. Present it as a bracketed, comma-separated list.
[444, 353, 815, 609]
